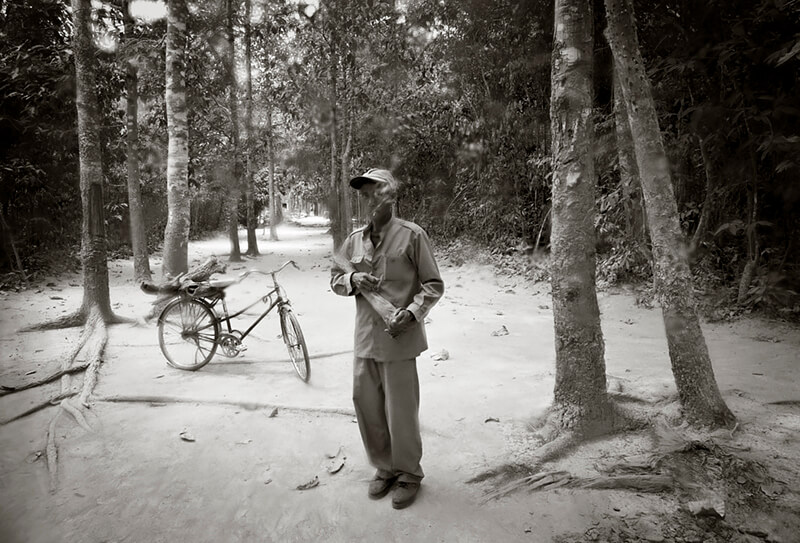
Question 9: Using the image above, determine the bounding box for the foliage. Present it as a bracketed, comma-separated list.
[1, 0, 799, 318]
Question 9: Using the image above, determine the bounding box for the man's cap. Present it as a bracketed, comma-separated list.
[349, 168, 396, 190]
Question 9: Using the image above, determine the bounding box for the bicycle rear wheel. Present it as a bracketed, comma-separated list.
[279, 307, 310, 382]
[158, 298, 220, 371]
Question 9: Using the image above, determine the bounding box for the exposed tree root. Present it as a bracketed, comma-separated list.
[578, 474, 673, 491]
[77, 315, 106, 407]
[0, 391, 78, 425]
[472, 397, 782, 515]
[480, 471, 674, 503]
[768, 400, 800, 406]
[95, 394, 357, 418]
[60, 398, 92, 432]
[40, 306, 107, 491]
[46, 410, 61, 493]
[0, 361, 90, 396]
[472, 398, 654, 501]
[19, 307, 128, 332]
[20, 309, 86, 332]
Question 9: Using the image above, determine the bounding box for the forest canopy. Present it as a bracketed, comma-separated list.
[1, 0, 798, 316]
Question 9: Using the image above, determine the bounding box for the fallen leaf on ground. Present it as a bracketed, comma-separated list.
[296, 476, 319, 491]
[491, 325, 509, 337]
[25, 451, 43, 464]
[179, 430, 196, 442]
[431, 349, 450, 361]
[485, 417, 500, 423]
[236, 439, 252, 445]
[268, 407, 278, 418]
[326, 447, 346, 474]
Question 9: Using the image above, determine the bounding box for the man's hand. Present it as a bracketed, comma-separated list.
[387, 308, 415, 336]
[352, 272, 381, 293]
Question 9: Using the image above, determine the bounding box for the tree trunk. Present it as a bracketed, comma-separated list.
[549, 0, 613, 435]
[243, 0, 259, 255]
[226, 0, 243, 262]
[613, 68, 647, 248]
[0, 205, 28, 285]
[72, 0, 113, 321]
[738, 143, 760, 304]
[268, 108, 278, 241]
[163, 0, 190, 278]
[328, 29, 346, 251]
[604, 0, 734, 428]
[689, 135, 716, 256]
[339, 58, 354, 240]
[123, 2, 152, 282]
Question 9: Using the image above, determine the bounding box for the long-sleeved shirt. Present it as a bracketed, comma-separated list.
[331, 217, 445, 361]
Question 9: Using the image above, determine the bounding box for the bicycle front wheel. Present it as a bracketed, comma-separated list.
[279, 307, 310, 382]
[158, 298, 220, 371]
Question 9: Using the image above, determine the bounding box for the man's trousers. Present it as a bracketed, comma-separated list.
[352, 357, 423, 483]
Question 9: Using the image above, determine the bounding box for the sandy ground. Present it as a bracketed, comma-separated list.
[1, 222, 799, 543]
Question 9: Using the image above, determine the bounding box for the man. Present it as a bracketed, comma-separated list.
[331, 168, 444, 509]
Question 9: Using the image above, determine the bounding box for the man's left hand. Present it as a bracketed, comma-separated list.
[387, 308, 415, 336]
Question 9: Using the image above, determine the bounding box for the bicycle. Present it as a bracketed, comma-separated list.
[153, 260, 310, 381]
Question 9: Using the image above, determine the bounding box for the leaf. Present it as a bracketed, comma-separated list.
[491, 325, 509, 337]
[268, 407, 278, 418]
[430, 349, 450, 361]
[296, 475, 320, 491]
[179, 430, 196, 442]
[326, 447, 346, 474]
[484, 417, 500, 423]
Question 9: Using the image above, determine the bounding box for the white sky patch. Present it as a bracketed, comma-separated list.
[302, 1, 318, 18]
[95, 30, 118, 53]
[129, 0, 167, 23]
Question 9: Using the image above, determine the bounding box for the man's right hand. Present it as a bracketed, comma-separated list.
[352, 272, 381, 293]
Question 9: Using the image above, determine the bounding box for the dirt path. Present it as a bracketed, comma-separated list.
[1, 222, 799, 542]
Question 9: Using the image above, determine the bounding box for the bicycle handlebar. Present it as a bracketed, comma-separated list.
[236, 260, 300, 281]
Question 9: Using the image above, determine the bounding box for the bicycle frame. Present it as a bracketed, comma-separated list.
[175, 260, 299, 343]
[216, 284, 287, 340]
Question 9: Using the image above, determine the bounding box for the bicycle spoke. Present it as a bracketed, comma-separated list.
[158, 299, 219, 371]
[195, 332, 218, 343]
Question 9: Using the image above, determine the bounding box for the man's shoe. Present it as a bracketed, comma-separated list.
[368, 476, 396, 500]
[391, 481, 420, 509]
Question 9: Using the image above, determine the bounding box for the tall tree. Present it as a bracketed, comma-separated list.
[243, 0, 260, 254]
[612, 66, 647, 251]
[162, 0, 191, 277]
[226, 0, 243, 261]
[267, 107, 279, 241]
[319, 0, 352, 250]
[545, 0, 614, 442]
[72, 0, 114, 322]
[123, 0, 152, 282]
[604, 0, 735, 427]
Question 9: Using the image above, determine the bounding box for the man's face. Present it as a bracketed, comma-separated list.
[359, 182, 393, 224]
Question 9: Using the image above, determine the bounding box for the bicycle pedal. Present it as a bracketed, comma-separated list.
[238, 344, 248, 352]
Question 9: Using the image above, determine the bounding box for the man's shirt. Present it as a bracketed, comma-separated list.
[331, 217, 445, 361]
